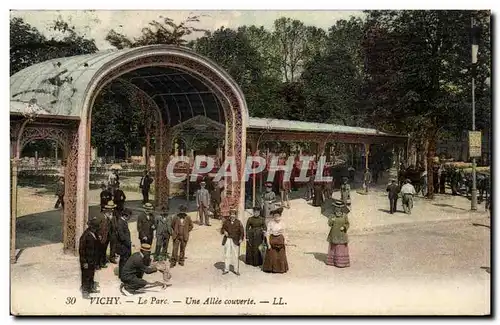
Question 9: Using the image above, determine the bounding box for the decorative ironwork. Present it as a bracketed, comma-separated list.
[93, 53, 246, 214]
[63, 127, 78, 253]
[19, 126, 69, 155]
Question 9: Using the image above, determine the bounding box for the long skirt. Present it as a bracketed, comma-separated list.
[326, 243, 350, 268]
[262, 235, 288, 273]
[312, 185, 324, 207]
[246, 230, 264, 266]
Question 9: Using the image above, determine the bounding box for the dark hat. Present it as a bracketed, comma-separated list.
[270, 206, 284, 215]
[252, 206, 261, 211]
[178, 205, 188, 212]
[161, 205, 169, 212]
[87, 217, 100, 228]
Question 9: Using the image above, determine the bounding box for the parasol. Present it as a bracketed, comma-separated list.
[110, 163, 123, 170]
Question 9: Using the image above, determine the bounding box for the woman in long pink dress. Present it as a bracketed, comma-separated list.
[326, 200, 350, 268]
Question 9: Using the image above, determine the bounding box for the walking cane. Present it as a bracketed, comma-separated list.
[236, 243, 241, 276]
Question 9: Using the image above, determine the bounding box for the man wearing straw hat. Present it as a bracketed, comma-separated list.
[96, 200, 116, 268]
[120, 243, 165, 294]
[220, 208, 244, 275]
[79, 216, 100, 299]
[137, 203, 156, 245]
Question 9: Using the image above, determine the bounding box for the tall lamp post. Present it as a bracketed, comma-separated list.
[470, 16, 481, 211]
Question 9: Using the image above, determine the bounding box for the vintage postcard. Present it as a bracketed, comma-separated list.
[9, 9, 491, 316]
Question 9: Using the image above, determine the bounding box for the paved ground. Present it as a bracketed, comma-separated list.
[11, 184, 491, 315]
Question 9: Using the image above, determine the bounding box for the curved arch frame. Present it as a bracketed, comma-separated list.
[67, 46, 248, 253]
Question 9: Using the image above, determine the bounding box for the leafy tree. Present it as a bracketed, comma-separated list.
[361, 10, 491, 198]
[193, 27, 283, 118]
[10, 17, 98, 75]
[302, 48, 363, 125]
[105, 15, 207, 48]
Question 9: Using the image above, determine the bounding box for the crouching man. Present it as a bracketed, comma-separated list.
[119, 243, 166, 295]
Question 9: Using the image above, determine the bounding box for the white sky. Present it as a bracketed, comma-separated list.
[11, 10, 365, 50]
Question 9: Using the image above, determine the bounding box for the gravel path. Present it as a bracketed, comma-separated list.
[12, 185, 490, 315]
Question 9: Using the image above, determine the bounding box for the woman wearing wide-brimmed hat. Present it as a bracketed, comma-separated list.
[245, 206, 266, 267]
[262, 206, 289, 273]
[326, 199, 350, 268]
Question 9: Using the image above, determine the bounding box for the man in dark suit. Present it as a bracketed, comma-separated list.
[113, 183, 126, 212]
[210, 181, 222, 220]
[117, 209, 132, 279]
[79, 217, 100, 299]
[154, 206, 173, 261]
[137, 203, 156, 245]
[220, 208, 245, 275]
[97, 200, 116, 268]
[120, 243, 164, 294]
[54, 176, 65, 209]
[139, 170, 154, 204]
[170, 205, 193, 268]
[386, 179, 400, 214]
[99, 184, 112, 212]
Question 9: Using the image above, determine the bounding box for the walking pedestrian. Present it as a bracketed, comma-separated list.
[401, 179, 416, 214]
[363, 168, 372, 193]
[54, 176, 65, 209]
[139, 170, 154, 204]
[326, 199, 351, 268]
[221, 208, 245, 275]
[340, 176, 351, 207]
[386, 179, 400, 214]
